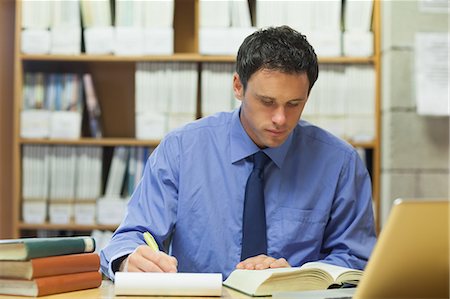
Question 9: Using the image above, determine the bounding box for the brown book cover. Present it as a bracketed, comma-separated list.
[0, 271, 102, 297]
[0, 253, 100, 279]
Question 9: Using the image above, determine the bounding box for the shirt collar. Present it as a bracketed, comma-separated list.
[230, 108, 293, 168]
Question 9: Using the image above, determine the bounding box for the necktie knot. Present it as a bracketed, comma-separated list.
[253, 151, 269, 171]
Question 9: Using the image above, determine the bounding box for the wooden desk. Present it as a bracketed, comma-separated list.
[0, 280, 252, 299]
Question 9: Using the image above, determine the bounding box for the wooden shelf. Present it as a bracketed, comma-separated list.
[19, 138, 160, 147]
[21, 53, 374, 64]
[19, 138, 375, 149]
[21, 53, 236, 63]
[19, 222, 117, 231]
[349, 141, 376, 149]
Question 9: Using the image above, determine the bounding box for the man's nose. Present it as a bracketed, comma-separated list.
[272, 106, 287, 126]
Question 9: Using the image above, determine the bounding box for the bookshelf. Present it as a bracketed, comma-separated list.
[12, 0, 382, 238]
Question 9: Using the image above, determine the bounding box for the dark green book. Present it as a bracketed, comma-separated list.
[0, 236, 95, 260]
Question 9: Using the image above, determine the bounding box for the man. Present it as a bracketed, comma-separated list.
[100, 26, 376, 280]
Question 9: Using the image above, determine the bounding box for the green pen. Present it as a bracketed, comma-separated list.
[143, 231, 160, 252]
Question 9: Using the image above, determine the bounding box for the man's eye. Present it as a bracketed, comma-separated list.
[261, 98, 273, 105]
[287, 101, 300, 107]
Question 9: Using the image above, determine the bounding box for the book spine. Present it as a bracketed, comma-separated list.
[31, 253, 100, 278]
[35, 271, 102, 296]
[25, 237, 95, 259]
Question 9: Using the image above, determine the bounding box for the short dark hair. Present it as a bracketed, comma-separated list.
[236, 26, 319, 94]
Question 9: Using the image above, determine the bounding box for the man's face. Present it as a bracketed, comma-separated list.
[233, 69, 310, 148]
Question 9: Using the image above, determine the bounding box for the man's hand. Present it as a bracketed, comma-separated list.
[119, 245, 178, 273]
[236, 254, 290, 270]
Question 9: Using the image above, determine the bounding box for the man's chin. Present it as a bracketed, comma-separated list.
[264, 137, 287, 148]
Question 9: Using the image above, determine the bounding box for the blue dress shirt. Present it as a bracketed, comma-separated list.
[100, 108, 376, 280]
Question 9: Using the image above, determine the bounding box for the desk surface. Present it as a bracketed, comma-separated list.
[0, 280, 252, 299]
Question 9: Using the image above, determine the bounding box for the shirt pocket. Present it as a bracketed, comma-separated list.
[272, 207, 328, 249]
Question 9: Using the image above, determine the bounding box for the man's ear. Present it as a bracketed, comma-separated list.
[233, 73, 244, 101]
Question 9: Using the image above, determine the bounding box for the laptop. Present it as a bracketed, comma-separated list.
[273, 199, 449, 299]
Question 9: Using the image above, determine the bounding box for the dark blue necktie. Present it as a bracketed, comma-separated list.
[241, 151, 270, 261]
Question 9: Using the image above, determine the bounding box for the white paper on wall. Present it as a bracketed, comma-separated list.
[415, 32, 450, 116]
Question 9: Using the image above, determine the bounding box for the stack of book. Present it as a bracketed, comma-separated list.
[0, 236, 102, 297]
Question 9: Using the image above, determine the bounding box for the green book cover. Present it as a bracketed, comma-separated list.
[0, 236, 95, 260]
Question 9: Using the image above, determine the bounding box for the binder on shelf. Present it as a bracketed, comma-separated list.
[21, 29, 51, 54]
[83, 27, 114, 54]
[22, 199, 47, 224]
[96, 197, 127, 225]
[80, 0, 112, 28]
[75, 146, 103, 200]
[344, 0, 374, 32]
[104, 147, 129, 197]
[113, 0, 143, 55]
[80, 0, 114, 54]
[115, 0, 143, 28]
[143, 27, 174, 55]
[49, 111, 82, 139]
[343, 31, 374, 57]
[256, 1, 284, 28]
[343, 0, 374, 57]
[48, 146, 77, 224]
[200, 0, 254, 55]
[201, 63, 236, 116]
[21, 0, 51, 29]
[307, 31, 342, 57]
[21, 0, 51, 54]
[200, 0, 230, 28]
[21, 145, 50, 224]
[74, 146, 102, 225]
[114, 27, 144, 55]
[142, 0, 174, 54]
[50, 0, 82, 54]
[83, 74, 103, 138]
[50, 27, 81, 55]
[49, 201, 74, 224]
[20, 109, 51, 138]
[230, 0, 252, 28]
[51, 0, 81, 29]
[200, 27, 256, 55]
[143, 0, 174, 28]
[74, 201, 96, 225]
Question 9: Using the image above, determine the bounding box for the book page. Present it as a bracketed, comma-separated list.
[114, 272, 222, 296]
[300, 262, 362, 283]
[223, 267, 305, 296]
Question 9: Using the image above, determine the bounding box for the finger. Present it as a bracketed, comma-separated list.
[140, 248, 178, 273]
[153, 252, 178, 273]
[269, 258, 291, 268]
[236, 261, 245, 269]
[127, 251, 163, 272]
[254, 256, 277, 270]
[238, 254, 269, 270]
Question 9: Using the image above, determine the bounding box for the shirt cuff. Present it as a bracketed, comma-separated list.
[108, 251, 133, 280]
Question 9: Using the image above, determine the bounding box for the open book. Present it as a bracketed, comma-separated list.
[223, 262, 362, 296]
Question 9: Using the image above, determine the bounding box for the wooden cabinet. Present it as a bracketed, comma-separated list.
[12, 0, 381, 237]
